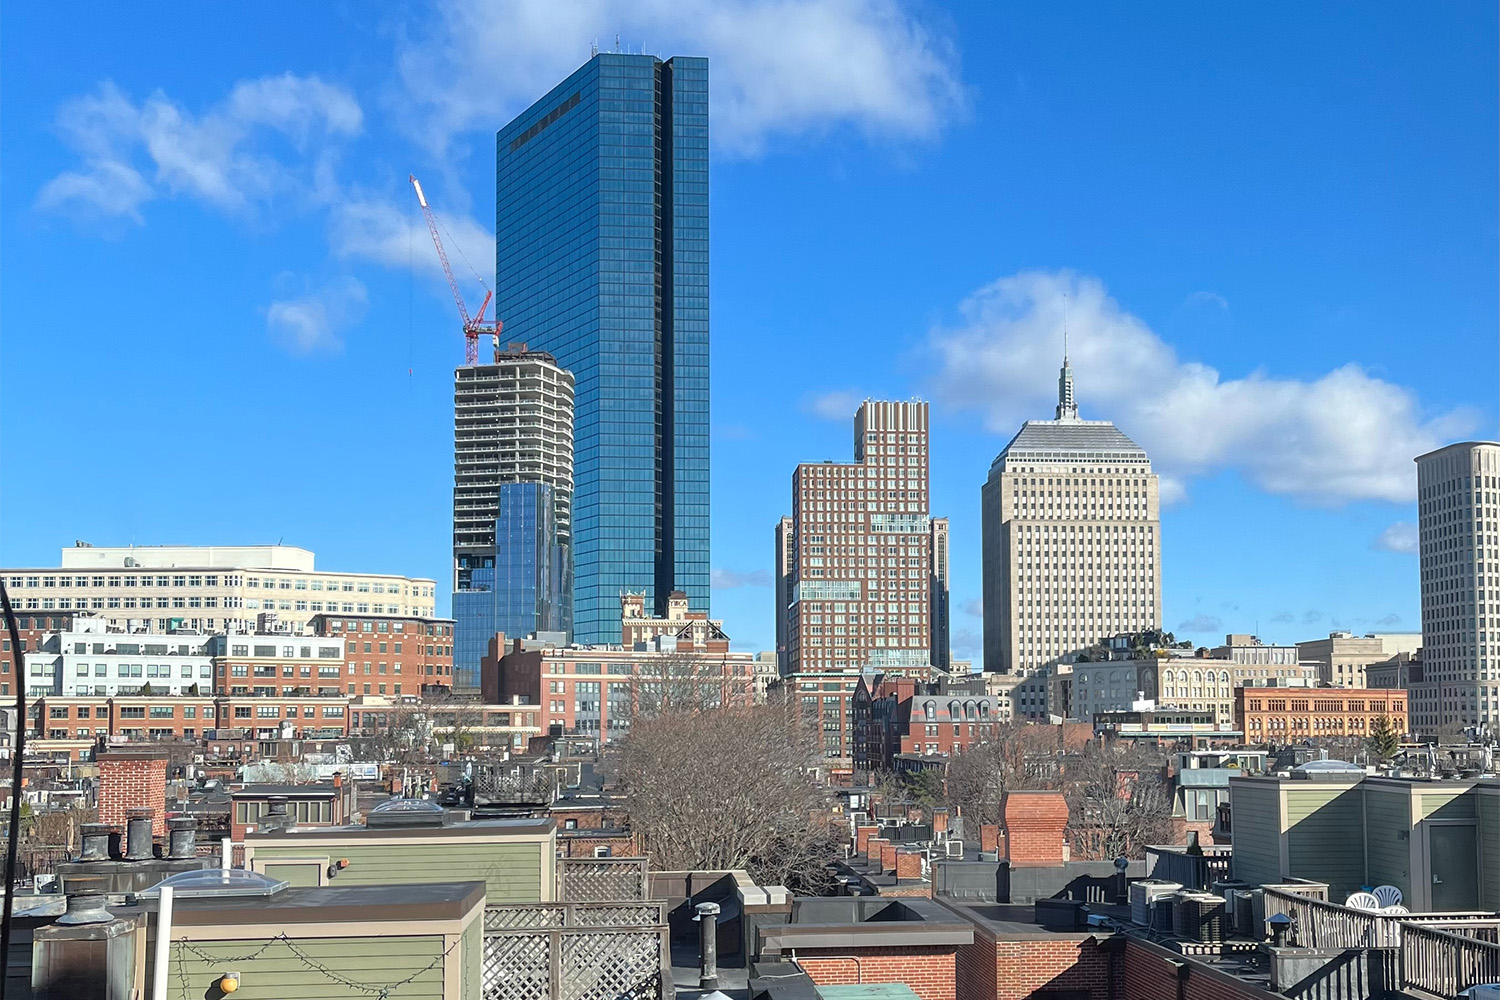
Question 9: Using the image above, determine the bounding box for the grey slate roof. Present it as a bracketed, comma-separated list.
[991, 419, 1149, 474]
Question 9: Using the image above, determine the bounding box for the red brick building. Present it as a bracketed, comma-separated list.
[1235, 686, 1408, 743]
[851, 674, 1007, 771]
[32, 695, 351, 744]
[311, 612, 455, 693]
[481, 635, 756, 740]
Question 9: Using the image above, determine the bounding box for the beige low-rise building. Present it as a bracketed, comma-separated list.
[1296, 630, 1422, 688]
[3, 544, 436, 636]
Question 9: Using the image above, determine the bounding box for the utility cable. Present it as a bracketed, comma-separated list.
[0, 582, 27, 1000]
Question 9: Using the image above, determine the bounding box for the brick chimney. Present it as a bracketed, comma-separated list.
[1001, 789, 1069, 867]
[866, 837, 889, 866]
[95, 748, 169, 838]
[855, 824, 879, 855]
[932, 807, 949, 835]
[895, 848, 924, 880]
[979, 823, 1001, 854]
[880, 841, 898, 874]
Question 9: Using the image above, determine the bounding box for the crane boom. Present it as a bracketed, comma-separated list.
[410, 173, 495, 365]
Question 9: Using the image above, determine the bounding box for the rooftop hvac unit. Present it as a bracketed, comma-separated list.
[1211, 879, 1253, 933]
[944, 839, 963, 859]
[1130, 880, 1183, 927]
[1172, 891, 1227, 943]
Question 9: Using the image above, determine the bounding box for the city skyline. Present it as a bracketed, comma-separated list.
[2, 4, 1496, 662]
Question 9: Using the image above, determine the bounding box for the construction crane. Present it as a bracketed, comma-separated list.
[409, 173, 499, 366]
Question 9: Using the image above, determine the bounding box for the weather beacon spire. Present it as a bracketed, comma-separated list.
[1056, 295, 1078, 420]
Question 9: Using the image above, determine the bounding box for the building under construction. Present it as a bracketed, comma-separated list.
[452, 345, 575, 690]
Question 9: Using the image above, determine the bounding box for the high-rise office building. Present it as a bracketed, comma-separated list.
[775, 401, 949, 757]
[496, 53, 710, 646]
[453, 348, 575, 688]
[1412, 441, 1500, 733]
[980, 357, 1162, 710]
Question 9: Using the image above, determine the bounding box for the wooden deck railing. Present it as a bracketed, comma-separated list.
[1400, 920, 1500, 997]
[1259, 885, 1500, 995]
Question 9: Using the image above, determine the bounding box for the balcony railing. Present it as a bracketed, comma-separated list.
[1401, 920, 1500, 996]
[1144, 844, 1233, 891]
[482, 886, 666, 1000]
[557, 857, 650, 903]
[1261, 885, 1500, 994]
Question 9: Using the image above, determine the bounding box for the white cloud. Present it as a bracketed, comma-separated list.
[266, 276, 368, 354]
[1177, 614, 1223, 634]
[396, 0, 965, 157]
[711, 568, 771, 589]
[928, 271, 1476, 505]
[38, 74, 361, 220]
[803, 390, 864, 421]
[1374, 521, 1419, 554]
[328, 190, 496, 287]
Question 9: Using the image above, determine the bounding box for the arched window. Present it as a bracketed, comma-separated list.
[924, 701, 936, 721]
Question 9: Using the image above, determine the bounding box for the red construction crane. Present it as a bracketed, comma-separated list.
[409, 173, 499, 366]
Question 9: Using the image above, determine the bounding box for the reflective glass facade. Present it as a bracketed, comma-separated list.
[453, 484, 571, 690]
[496, 53, 710, 646]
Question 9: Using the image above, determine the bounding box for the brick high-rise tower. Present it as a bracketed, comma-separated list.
[775, 400, 949, 758]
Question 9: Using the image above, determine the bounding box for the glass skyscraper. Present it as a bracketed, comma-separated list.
[496, 53, 710, 646]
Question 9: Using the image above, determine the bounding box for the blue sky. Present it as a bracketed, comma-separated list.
[2, 3, 1495, 665]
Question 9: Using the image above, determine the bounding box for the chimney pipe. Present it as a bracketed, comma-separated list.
[78, 823, 113, 862]
[695, 902, 720, 990]
[167, 816, 198, 860]
[124, 808, 155, 861]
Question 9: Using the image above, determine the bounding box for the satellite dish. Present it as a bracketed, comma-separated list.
[1371, 885, 1403, 907]
[1345, 892, 1381, 911]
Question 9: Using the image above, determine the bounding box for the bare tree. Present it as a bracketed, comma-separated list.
[616, 698, 837, 894]
[1061, 741, 1174, 860]
[630, 651, 748, 721]
[944, 723, 1065, 825]
[359, 700, 435, 768]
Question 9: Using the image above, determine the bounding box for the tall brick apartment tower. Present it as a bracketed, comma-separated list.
[775, 400, 951, 760]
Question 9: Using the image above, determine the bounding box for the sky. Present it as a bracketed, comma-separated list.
[2, 2, 1496, 665]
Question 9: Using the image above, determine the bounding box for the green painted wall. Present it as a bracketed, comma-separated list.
[1363, 787, 1411, 901]
[1286, 784, 1366, 901]
[462, 916, 482, 1000]
[1418, 790, 1477, 821]
[1229, 781, 1282, 887]
[263, 861, 322, 887]
[253, 840, 544, 903]
[160, 934, 447, 999]
[1479, 791, 1500, 911]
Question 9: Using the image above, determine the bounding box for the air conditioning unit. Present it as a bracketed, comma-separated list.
[1173, 891, 1226, 943]
[944, 839, 963, 859]
[1129, 880, 1182, 927]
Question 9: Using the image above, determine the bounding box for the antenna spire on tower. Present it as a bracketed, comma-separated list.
[1056, 292, 1078, 420]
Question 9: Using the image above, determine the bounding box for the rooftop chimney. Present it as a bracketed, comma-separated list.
[123, 808, 154, 861]
[1001, 790, 1070, 867]
[166, 817, 198, 860]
